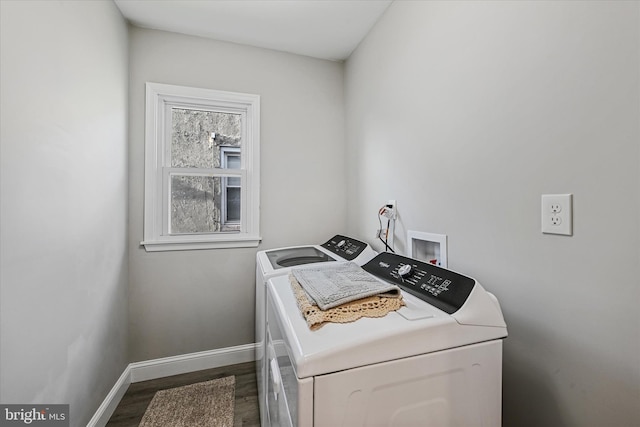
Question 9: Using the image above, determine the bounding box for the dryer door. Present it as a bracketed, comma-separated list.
[266, 283, 313, 427]
[266, 329, 293, 427]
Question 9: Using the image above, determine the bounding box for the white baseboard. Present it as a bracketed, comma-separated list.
[86, 366, 131, 427]
[130, 343, 256, 383]
[88, 343, 257, 427]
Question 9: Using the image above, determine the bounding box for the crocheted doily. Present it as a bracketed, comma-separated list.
[289, 274, 405, 330]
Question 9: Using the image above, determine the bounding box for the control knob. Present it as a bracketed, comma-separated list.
[398, 264, 413, 278]
[337, 240, 346, 248]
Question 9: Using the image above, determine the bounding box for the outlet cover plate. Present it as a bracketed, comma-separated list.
[542, 194, 573, 236]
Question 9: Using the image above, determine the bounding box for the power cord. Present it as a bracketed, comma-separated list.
[378, 205, 395, 253]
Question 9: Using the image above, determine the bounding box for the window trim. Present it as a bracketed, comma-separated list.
[141, 82, 260, 251]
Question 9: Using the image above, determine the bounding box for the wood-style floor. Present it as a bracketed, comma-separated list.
[106, 361, 260, 427]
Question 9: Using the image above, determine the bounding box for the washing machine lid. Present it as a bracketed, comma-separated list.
[267, 261, 507, 379]
[257, 235, 378, 278]
[264, 246, 336, 270]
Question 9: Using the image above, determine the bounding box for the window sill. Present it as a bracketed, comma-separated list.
[141, 235, 261, 252]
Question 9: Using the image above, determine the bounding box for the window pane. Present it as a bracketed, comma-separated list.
[224, 152, 241, 186]
[226, 187, 241, 222]
[170, 175, 240, 234]
[226, 154, 240, 169]
[171, 109, 241, 168]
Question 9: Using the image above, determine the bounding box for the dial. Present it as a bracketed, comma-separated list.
[398, 264, 413, 278]
[337, 240, 346, 248]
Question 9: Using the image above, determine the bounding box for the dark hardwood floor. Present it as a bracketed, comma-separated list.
[106, 361, 260, 427]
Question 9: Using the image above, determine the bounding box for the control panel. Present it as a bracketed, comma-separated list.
[362, 252, 476, 314]
[321, 235, 369, 261]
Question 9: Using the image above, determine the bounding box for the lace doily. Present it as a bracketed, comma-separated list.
[289, 274, 405, 330]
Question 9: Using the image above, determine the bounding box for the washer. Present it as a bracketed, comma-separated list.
[265, 251, 508, 427]
[256, 235, 377, 427]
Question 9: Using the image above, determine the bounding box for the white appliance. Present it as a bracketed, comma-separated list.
[256, 235, 377, 427]
[265, 251, 508, 427]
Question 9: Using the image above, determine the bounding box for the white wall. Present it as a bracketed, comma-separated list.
[345, 1, 639, 426]
[128, 28, 346, 361]
[0, 1, 129, 425]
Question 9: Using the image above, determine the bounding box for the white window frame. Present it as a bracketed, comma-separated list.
[141, 82, 260, 251]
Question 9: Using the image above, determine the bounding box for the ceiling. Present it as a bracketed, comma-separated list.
[114, 0, 393, 61]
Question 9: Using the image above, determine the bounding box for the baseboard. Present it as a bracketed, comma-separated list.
[88, 343, 257, 427]
[129, 343, 256, 383]
[86, 366, 132, 427]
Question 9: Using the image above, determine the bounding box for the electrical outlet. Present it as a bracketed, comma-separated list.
[550, 203, 562, 214]
[542, 194, 572, 236]
[384, 200, 397, 219]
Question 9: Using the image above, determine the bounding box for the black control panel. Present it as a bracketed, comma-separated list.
[362, 252, 476, 314]
[321, 235, 369, 261]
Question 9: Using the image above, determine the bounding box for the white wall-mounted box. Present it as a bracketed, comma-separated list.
[407, 230, 448, 268]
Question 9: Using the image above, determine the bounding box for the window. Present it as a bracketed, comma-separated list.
[142, 83, 260, 251]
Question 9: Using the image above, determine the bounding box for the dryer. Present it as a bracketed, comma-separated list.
[255, 235, 376, 427]
[265, 252, 508, 427]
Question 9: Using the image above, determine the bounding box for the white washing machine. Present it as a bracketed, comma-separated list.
[256, 235, 377, 427]
[265, 251, 508, 427]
